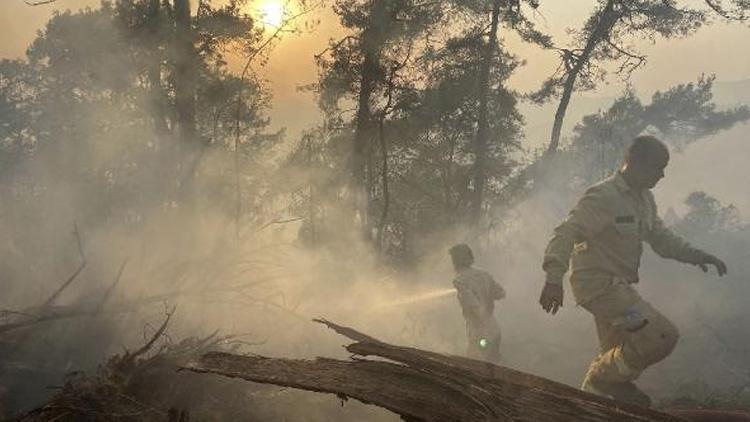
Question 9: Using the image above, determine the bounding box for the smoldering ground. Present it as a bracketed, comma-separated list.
[3, 133, 750, 421]
[6, 124, 750, 420]
[2, 84, 750, 420]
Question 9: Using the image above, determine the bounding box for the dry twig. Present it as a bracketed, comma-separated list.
[42, 222, 87, 308]
[24, 0, 57, 5]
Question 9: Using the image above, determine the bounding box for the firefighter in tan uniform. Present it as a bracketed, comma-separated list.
[450, 244, 505, 364]
[539, 136, 727, 407]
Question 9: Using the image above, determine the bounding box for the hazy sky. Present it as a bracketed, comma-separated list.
[2, 0, 748, 139]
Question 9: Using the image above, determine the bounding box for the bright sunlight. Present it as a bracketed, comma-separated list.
[258, 0, 285, 27]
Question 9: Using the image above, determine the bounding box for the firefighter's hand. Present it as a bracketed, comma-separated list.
[698, 253, 727, 276]
[539, 282, 563, 315]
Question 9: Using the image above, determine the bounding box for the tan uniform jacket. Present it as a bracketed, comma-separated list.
[543, 172, 706, 305]
[453, 267, 505, 340]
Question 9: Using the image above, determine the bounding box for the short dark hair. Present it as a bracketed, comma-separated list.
[625, 135, 669, 164]
[449, 243, 474, 268]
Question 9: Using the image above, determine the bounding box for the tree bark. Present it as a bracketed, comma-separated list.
[469, 0, 502, 228]
[173, 0, 197, 147]
[148, 0, 169, 136]
[185, 319, 688, 422]
[352, 0, 387, 239]
[375, 116, 390, 250]
[546, 0, 618, 155]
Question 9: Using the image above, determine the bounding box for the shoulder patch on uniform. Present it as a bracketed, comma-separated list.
[615, 215, 635, 223]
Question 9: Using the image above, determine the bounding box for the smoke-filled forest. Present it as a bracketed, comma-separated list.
[1, 0, 750, 420]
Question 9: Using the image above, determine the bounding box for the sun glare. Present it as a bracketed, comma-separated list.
[258, 1, 285, 28]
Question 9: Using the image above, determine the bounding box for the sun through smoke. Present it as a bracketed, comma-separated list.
[258, 0, 284, 27]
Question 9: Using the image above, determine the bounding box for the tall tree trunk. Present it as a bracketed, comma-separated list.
[173, 0, 203, 203]
[352, 0, 387, 240]
[375, 116, 390, 251]
[148, 0, 169, 136]
[546, 0, 618, 155]
[469, 0, 502, 228]
[173, 0, 197, 147]
[307, 137, 318, 246]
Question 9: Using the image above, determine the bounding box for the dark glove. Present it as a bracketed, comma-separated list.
[539, 282, 563, 315]
[696, 252, 727, 276]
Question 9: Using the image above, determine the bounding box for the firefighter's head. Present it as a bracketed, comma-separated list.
[622, 135, 670, 189]
[449, 243, 474, 271]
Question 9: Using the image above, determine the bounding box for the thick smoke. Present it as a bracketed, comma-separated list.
[1, 2, 749, 421]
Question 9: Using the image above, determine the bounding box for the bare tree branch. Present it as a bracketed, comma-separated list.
[255, 216, 305, 232]
[24, 0, 57, 5]
[94, 258, 130, 314]
[315, 35, 358, 60]
[124, 305, 175, 363]
[42, 222, 87, 308]
[604, 38, 648, 77]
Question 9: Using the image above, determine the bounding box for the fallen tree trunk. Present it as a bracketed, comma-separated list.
[184, 319, 688, 422]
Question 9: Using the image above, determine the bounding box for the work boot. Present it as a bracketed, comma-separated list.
[582, 376, 652, 408]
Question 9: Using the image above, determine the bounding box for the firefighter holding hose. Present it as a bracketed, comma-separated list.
[450, 243, 506, 364]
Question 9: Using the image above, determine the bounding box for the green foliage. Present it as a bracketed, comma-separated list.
[381, 31, 524, 247]
[3, 0, 747, 268]
[0, 59, 37, 178]
[0, 0, 278, 231]
[647, 76, 750, 149]
[674, 191, 743, 236]
[564, 76, 750, 187]
[295, 0, 548, 263]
